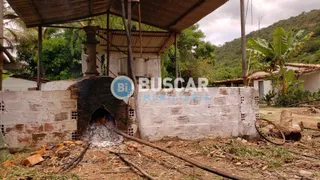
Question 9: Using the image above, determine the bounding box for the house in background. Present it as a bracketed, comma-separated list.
[3, 75, 50, 91]
[81, 30, 174, 81]
[213, 63, 320, 98]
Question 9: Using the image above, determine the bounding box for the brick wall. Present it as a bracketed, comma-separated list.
[137, 87, 259, 141]
[0, 91, 77, 150]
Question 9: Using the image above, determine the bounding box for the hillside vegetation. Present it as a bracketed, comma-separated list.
[213, 9, 320, 80]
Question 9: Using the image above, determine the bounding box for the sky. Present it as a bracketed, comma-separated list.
[199, 0, 320, 46]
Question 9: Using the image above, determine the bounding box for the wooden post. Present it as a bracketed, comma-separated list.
[0, 0, 3, 91]
[106, 11, 110, 76]
[37, 26, 42, 90]
[240, 0, 247, 86]
[174, 33, 178, 79]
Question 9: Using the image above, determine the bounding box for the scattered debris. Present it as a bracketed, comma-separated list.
[299, 170, 313, 177]
[23, 154, 44, 166]
[279, 110, 302, 141]
[85, 123, 124, 148]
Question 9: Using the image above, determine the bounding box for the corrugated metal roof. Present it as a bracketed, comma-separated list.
[99, 30, 175, 54]
[6, 0, 228, 32]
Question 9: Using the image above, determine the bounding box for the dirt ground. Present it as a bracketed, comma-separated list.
[1, 107, 320, 180]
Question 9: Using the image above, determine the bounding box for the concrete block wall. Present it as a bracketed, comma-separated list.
[137, 87, 259, 141]
[0, 91, 77, 150]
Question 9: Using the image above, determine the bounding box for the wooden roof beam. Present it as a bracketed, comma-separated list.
[88, 0, 92, 16]
[167, 0, 205, 30]
[158, 33, 176, 54]
[28, 0, 43, 23]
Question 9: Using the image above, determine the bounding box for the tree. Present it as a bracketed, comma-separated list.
[247, 27, 313, 94]
[161, 24, 216, 84]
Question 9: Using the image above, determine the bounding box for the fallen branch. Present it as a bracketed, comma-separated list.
[288, 99, 320, 107]
[287, 150, 320, 160]
[115, 153, 156, 180]
[105, 125, 244, 180]
[137, 149, 204, 180]
[59, 143, 90, 172]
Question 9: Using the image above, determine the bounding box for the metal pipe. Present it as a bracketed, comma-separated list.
[37, 25, 42, 90]
[127, 0, 132, 35]
[0, 0, 3, 91]
[121, 0, 135, 82]
[174, 33, 178, 79]
[138, 1, 143, 57]
[106, 11, 110, 76]
[42, 25, 82, 29]
[240, 0, 247, 86]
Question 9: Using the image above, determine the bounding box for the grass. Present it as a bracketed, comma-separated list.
[0, 149, 79, 180]
[209, 140, 295, 170]
[0, 166, 79, 180]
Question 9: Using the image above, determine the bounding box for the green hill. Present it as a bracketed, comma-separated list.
[213, 9, 320, 80]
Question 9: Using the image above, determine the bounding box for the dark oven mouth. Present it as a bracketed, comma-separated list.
[90, 105, 116, 128]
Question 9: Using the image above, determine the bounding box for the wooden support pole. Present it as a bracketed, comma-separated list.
[174, 33, 178, 79]
[37, 26, 42, 90]
[106, 11, 110, 76]
[138, 1, 143, 58]
[240, 0, 247, 86]
[0, 0, 3, 91]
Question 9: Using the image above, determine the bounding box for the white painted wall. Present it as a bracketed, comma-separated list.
[253, 80, 272, 98]
[109, 52, 161, 78]
[3, 77, 37, 91]
[81, 51, 162, 79]
[0, 91, 77, 149]
[253, 71, 320, 96]
[299, 72, 320, 92]
[137, 87, 259, 141]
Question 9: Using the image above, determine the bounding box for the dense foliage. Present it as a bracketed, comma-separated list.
[161, 24, 216, 83]
[214, 9, 320, 80]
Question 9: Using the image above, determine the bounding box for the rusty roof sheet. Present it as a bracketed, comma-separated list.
[99, 30, 175, 54]
[6, 0, 227, 32]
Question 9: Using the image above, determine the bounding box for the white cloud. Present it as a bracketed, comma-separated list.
[199, 0, 320, 45]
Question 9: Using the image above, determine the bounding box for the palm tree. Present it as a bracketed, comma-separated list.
[246, 27, 313, 94]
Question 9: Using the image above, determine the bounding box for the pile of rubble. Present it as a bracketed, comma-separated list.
[22, 140, 87, 167]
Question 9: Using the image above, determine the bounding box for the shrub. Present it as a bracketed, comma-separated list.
[275, 88, 315, 107]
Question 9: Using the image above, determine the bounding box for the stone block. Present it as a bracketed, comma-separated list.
[171, 107, 183, 115]
[5, 102, 29, 112]
[31, 133, 47, 144]
[22, 112, 41, 123]
[46, 101, 62, 111]
[41, 91, 56, 100]
[175, 116, 190, 123]
[15, 124, 24, 132]
[44, 122, 63, 132]
[17, 134, 31, 144]
[54, 112, 69, 121]
[61, 100, 77, 109]
[213, 97, 226, 106]
[1, 112, 23, 124]
[61, 120, 77, 131]
[29, 103, 45, 111]
[2, 91, 23, 102]
[25, 124, 44, 134]
[44, 123, 54, 132]
[4, 132, 31, 149]
[23, 91, 42, 103]
[221, 105, 240, 114]
[53, 91, 72, 100]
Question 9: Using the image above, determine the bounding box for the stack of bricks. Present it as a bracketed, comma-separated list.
[137, 87, 259, 141]
[0, 91, 77, 150]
